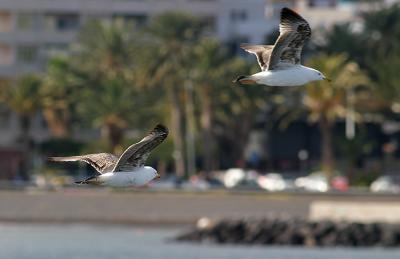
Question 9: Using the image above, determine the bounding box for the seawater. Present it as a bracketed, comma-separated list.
[0, 223, 399, 259]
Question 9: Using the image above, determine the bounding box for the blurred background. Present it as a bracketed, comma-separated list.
[0, 0, 400, 258]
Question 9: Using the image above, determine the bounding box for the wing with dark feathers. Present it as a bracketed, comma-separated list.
[240, 44, 274, 71]
[48, 153, 118, 174]
[112, 124, 169, 172]
[268, 7, 311, 70]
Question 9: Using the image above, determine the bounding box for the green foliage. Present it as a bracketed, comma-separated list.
[74, 21, 138, 76]
[322, 4, 400, 104]
[304, 54, 369, 123]
[147, 12, 204, 42]
[5, 7, 398, 176]
[0, 74, 42, 117]
[67, 21, 150, 151]
[350, 170, 381, 187]
[191, 38, 268, 165]
[41, 56, 84, 137]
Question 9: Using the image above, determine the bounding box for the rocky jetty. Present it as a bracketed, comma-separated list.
[175, 217, 400, 247]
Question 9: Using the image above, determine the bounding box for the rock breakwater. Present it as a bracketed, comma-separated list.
[175, 218, 400, 247]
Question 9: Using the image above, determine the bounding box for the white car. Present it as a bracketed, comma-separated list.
[370, 176, 400, 193]
[223, 168, 259, 189]
[257, 173, 291, 192]
[295, 174, 329, 192]
[223, 168, 245, 188]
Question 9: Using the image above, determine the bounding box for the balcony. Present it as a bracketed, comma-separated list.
[0, 11, 12, 33]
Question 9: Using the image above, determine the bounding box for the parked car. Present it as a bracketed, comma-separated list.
[331, 176, 349, 192]
[370, 175, 400, 193]
[257, 173, 294, 192]
[295, 174, 329, 192]
[295, 172, 349, 192]
[223, 168, 259, 189]
[223, 168, 245, 188]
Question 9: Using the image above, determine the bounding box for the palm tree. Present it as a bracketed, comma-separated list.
[0, 75, 42, 146]
[191, 39, 265, 172]
[78, 76, 140, 153]
[212, 59, 269, 167]
[70, 21, 144, 153]
[41, 56, 83, 138]
[140, 12, 204, 178]
[191, 39, 225, 173]
[322, 4, 400, 105]
[74, 20, 137, 78]
[304, 54, 369, 177]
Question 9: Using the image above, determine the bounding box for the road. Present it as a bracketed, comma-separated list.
[0, 188, 399, 225]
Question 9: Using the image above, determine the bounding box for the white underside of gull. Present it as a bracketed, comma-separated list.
[252, 65, 319, 87]
[98, 166, 157, 187]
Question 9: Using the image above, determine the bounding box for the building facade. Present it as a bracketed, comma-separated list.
[0, 0, 393, 147]
[0, 0, 280, 78]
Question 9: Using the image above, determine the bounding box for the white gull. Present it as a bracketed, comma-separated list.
[234, 7, 330, 87]
[49, 124, 168, 187]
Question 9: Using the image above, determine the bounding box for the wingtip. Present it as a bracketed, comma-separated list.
[239, 43, 253, 52]
[281, 7, 304, 21]
[154, 124, 169, 135]
[281, 7, 295, 15]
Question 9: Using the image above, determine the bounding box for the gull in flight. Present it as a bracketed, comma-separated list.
[49, 124, 168, 187]
[234, 7, 330, 86]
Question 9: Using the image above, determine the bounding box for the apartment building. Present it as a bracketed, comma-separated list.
[0, 0, 382, 78]
[0, 0, 390, 147]
[0, 0, 280, 78]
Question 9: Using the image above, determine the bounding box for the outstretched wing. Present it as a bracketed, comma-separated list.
[48, 153, 118, 174]
[112, 124, 169, 172]
[240, 44, 274, 71]
[268, 7, 311, 70]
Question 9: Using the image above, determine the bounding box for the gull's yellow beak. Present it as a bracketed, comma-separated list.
[155, 173, 161, 180]
[233, 75, 256, 85]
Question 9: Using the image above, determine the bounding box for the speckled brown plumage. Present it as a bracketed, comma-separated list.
[49, 124, 169, 174]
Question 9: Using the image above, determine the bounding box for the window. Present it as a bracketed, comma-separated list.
[55, 14, 79, 31]
[0, 11, 12, 32]
[17, 45, 38, 63]
[17, 13, 39, 30]
[45, 13, 79, 31]
[0, 106, 10, 129]
[0, 43, 12, 66]
[200, 16, 216, 33]
[308, 0, 337, 7]
[113, 14, 148, 26]
[45, 43, 69, 57]
[230, 10, 248, 22]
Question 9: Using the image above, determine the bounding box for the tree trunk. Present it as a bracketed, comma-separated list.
[104, 123, 123, 154]
[43, 108, 71, 138]
[18, 115, 31, 181]
[223, 113, 253, 168]
[236, 114, 252, 167]
[168, 87, 186, 178]
[18, 115, 31, 148]
[319, 115, 334, 181]
[200, 85, 216, 174]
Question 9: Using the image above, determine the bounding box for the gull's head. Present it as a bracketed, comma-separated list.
[312, 70, 331, 82]
[142, 166, 161, 184]
[150, 168, 161, 181]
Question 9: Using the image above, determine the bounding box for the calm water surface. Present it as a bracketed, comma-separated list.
[0, 223, 400, 259]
